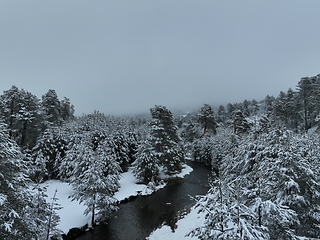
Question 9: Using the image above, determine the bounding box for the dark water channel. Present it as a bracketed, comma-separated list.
[75, 161, 211, 240]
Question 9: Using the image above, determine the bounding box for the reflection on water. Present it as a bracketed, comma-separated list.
[76, 161, 211, 240]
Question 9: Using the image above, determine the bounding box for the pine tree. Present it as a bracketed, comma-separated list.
[59, 113, 122, 226]
[60, 97, 75, 122]
[31, 127, 68, 181]
[0, 122, 38, 239]
[0, 85, 21, 139]
[226, 103, 235, 120]
[0, 86, 41, 149]
[149, 105, 184, 175]
[262, 95, 275, 116]
[193, 135, 214, 164]
[231, 128, 307, 239]
[296, 77, 316, 132]
[111, 129, 130, 171]
[31, 184, 62, 240]
[273, 91, 289, 125]
[284, 88, 301, 130]
[199, 104, 217, 135]
[189, 157, 269, 239]
[41, 89, 63, 127]
[180, 114, 202, 144]
[250, 99, 260, 116]
[133, 140, 160, 184]
[233, 110, 250, 134]
[241, 99, 250, 117]
[190, 126, 309, 239]
[216, 105, 227, 125]
[66, 139, 121, 226]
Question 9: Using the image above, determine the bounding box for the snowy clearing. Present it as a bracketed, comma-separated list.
[43, 163, 193, 234]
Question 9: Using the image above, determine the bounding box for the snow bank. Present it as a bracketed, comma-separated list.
[43, 180, 91, 234]
[148, 194, 317, 240]
[113, 170, 148, 201]
[147, 204, 205, 240]
[43, 163, 193, 234]
[115, 164, 193, 200]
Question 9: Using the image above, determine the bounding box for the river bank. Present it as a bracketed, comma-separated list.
[42, 164, 193, 239]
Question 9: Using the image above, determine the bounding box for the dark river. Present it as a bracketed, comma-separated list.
[75, 161, 211, 240]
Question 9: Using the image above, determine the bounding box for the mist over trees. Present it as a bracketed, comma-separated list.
[1, 74, 320, 238]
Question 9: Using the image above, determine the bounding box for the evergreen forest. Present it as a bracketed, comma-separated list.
[1, 74, 320, 239]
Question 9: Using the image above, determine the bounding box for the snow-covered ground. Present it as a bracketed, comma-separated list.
[43, 180, 90, 234]
[147, 207, 318, 240]
[147, 202, 318, 240]
[43, 164, 193, 234]
[147, 204, 205, 240]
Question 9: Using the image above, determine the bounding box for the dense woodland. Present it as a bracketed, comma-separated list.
[1, 74, 320, 239]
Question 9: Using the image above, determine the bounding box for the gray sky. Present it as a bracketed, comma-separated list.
[1, 1, 320, 116]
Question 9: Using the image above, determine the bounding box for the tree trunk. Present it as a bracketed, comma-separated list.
[258, 204, 262, 227]
[91, 194, 96, 227]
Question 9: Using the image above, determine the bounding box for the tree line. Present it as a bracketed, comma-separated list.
[1, 73, 320, 239]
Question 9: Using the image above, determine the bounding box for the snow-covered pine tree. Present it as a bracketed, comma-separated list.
[60, 97, 75, 122]
[189, 158, 268, 239]
[198, 104, 217, 135]
[149, 105, 184, 175]
[190, 123, 311, 239]
[284, 88, 301, 130]
[233, 110, 250, 135]
[180, 115, 202, 144]
[111, 129, 130, 171]
[41, 89, 63, 127]
[0, 121, 39, 239]
[298, 134, 320, 237]
[210, 128, 238, 171]
[67, 138, 121, 226]
[133, 140, 160, 184]
[296, 77, 314, 132]
[0, 86, 42, 149]
[279, 133, 320, 238]
[241, 99, 250, 117]
[31, 126, 68, 181]
[193, 135, 214, 164]
[230, 128, 302, 239]
[261, 95, 275, 117]
[45, 189, 62, 240]
[31, 184, 62, 240]
[216, 105, 227, 126]
[59, 113, 122, 227]
[126, 128, 139, 164]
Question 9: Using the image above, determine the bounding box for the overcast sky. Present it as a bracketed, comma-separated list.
[1, 1, 320, 116]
